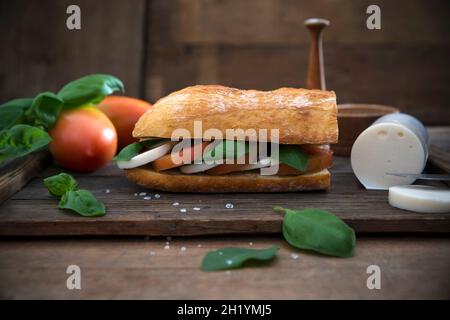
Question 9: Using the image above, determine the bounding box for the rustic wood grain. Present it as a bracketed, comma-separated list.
[0, 236, 449, 299]
[0, 152, 51, 204]
[0, 157, 448, 236]
[0, 0, 145, 101]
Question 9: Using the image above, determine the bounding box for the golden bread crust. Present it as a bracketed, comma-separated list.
[124, 167, 330, 193]
[133, 85, 338, 144]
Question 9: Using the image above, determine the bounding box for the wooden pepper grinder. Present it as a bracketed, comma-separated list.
[304, 18, 330, 90]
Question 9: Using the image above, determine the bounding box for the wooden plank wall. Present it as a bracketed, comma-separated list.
[1, 0, 449, 124]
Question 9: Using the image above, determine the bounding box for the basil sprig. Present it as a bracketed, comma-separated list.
[278, 145, 308, 172]
[275, 207, 356, 257]
[0, 74, 124, 165]
[201, 246, 278, 271]
[0, 125, 51, 164]
[58, 74, 124, 109]
[114, 139, 168, 162]
[44, 173, 105, 217]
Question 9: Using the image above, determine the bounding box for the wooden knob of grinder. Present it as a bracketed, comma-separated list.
[304, 18, 330, 90]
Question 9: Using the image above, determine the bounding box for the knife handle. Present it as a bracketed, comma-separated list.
[304, 18, 330, 90]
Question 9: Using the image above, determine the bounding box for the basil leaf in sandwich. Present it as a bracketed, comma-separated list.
[278, 144, 308, 172]
[114, 139, 168, 162]
[203, 140, 249, 163]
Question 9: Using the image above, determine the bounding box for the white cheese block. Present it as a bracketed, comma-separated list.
[351, 122, 427, 190]
[389, 185, 450, 213]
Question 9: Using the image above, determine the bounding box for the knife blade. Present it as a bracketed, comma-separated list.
[385, 173, 450, 181]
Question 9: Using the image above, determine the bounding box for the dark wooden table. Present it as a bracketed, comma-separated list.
[0, 128, 449, 299]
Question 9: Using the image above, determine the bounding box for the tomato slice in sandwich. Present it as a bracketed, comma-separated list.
[152, 141, 209, 171]
[277, 149, 333, 175]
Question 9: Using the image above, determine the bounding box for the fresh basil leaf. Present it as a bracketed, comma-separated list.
[113, 142, 142, 161]
[25, 92, 63, 130]
[58, 74, 124, 109]
[43, 173, 78, 197]
[201, 246, 278, 271]
[0, 98, 33, 130]
[0, 124, 52, 164]
[279, 145, 308, 172]
[59, 189, 106, 217]
[275, 207, 355, 257]
[203, 140, 249, 162]
[113, 139, 167, 162]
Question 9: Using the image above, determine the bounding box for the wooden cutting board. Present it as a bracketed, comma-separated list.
[0, 156, 449, 236]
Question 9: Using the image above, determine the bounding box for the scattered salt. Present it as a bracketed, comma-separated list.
[143, 196, 151, 200]
[172, 202, 179, 206]
[105, 189, 110, 194]
[193, 207, 201, 211]
[164, 245, 170, 250]
[180, 246, 187, 252]
[134, 193, 138, 196]
[226, 259, 233, 265]
[218, 251, 223, 255]
[225, 203, 234, 209]
[249, 242, 253, 246]
[290, 253, 300, 260]
[154, 194, 161, 199]
[180, 208, 187, 213]
[139, 192, 147, 196]
[197, 244, 202, 248]
[150, 251, 156, 256]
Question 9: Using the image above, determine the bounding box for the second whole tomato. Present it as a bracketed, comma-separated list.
[49, 106, 117, 172]
[97, 96, 152, 150]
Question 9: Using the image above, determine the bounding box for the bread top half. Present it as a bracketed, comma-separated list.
[133, 85, 338, 144]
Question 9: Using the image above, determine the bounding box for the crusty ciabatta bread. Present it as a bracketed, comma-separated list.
[133, 85, 338, 145]
[124, 167, 331, 193]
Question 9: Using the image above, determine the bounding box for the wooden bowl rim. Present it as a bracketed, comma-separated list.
[338, 104, 399, 118]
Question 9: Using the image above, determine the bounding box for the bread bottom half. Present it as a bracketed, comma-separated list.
[124, 167, 330, 193]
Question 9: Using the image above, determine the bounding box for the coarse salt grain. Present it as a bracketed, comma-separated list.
[164, 245, 170, 250]
[197, 244, 202, 248]
[218, 251, 223, 255]
[193, 207, 201, 211]
[181, 246, 187, 252]
[173, 202, 179, 206]
[143, 196, 151, 200]
[150, 251, 156, 256]
[105, 189, 110, 194]
[226, 259, 233, 265]
[154, 194, 161, 199]
[290, 253, 300, 260]
[134, 193, 138, 196]
[139, 192, 147, 196]
[180, 208, 187, 213]
[249, 242, 253, 246]
[225, 203, 234, 209]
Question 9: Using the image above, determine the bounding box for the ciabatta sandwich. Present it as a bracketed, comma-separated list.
[116, 85, 338, 192]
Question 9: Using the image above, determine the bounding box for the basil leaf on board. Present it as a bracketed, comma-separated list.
[201, 246, 278, 271]
[113, 139, 167, 162]
[58, 74, 124, 109]
[0, 124, 52, 164]
[0, 98, 33, 130]
[278, 145, 308, 172]
[25, 92, 63, 130]
[203, 140, 249, 162]
[59, 189, 106, 217]
[275, 207, 355, 257]
[43, 173, 78, 197]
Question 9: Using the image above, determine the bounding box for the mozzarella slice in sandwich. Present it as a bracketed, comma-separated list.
[117, 142, 173, 169]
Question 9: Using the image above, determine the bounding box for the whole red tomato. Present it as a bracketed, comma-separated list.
[49, 106, 117, 172]
[97, 96, 152, 150]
